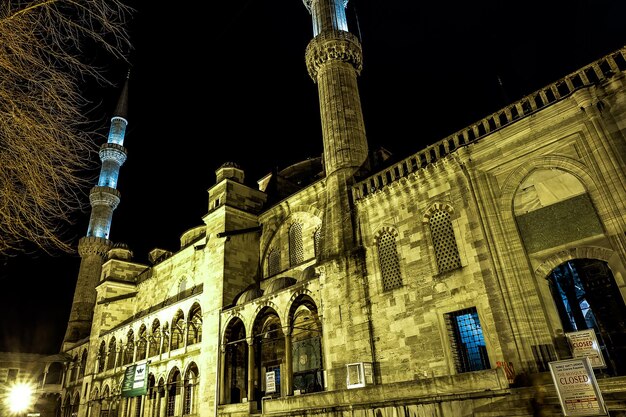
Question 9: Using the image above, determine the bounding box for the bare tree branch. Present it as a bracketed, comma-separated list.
[0, 0, 134, 257]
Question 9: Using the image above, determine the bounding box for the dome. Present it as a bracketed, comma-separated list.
[235, 285, 263, 306]
[265, 276, 297, 294]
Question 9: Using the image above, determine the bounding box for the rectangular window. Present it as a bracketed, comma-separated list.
[446, 307, 490, 373]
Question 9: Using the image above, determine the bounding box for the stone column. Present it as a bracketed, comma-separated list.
[219, 345, 226, 404]
[283, 327, 293, 396]
[247, 338, 255, 402]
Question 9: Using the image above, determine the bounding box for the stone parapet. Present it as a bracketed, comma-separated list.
[78, 236, 113, 258]
[89, 186, 121, 209]
[99, 142, 127, 165]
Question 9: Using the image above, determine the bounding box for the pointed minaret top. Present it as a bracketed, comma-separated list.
[113, 71, 129, 119]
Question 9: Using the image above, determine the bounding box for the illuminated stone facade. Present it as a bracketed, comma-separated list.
[58, 1, 626, 416]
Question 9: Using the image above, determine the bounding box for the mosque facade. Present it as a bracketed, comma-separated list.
[58, 0, 626, 416]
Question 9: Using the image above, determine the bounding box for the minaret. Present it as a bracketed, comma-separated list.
[302, 0, 368, 259]
[62, 76, 129, 349]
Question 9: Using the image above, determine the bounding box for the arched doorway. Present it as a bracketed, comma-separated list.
[252, 307, 285, 404]
[548, 259, 626, 375]
[289, 295, 324, 394]
[223, 317, 247, 404]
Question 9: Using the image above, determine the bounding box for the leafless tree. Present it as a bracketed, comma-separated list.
[0, 0, 133, 257]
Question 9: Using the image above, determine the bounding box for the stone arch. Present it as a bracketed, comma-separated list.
[500, 156, 599, 213]
[535, 247, 615, 278]
[422, 202, 455, 223]
[284, 288, 319, 326]
[247, 301, 282, 337]
[373, 225, 399, 242]
[222, 312, 246, 341]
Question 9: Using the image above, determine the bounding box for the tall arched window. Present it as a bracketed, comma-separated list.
[107, 337, 117, 370]
[268, 248, 280, 276]
[149, 320, 161, 358]
[166, 368, 181, 417]
[429, 209, 461, 273]
[183, 363, 199, 415]
[124, 330, 135, 365]
[289, 222, 304, 266]
[162, 323, 170, 354]
[187, 304, 202, 345]
[377, 230, 402, 291]
[171, 311, 185, 350]
[137, 324, 148, 361]
[97, 342, 106, 373]
[79, 350, 87, 378]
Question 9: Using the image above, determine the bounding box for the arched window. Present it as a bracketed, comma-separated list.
[79, 350, 87, 378]
[166, 368, 181, 417]
[289, 222, 304, 266]
[162, 323, 170, 354]
[187, 304, 202, 345]
[124, 330, 135, 365]
[149, 320, 161, 358]
[137, 324, 148, 361]
[377, 230, 402, 291]
[97, 342, 106, 373]
[268, 248, 280, 276]
[45, 362, 63, 385]
[171, 311, 185, 350]
[429, 209, 461, 273]
[183, 363, 199, 415]
[107, 337, 117, 370]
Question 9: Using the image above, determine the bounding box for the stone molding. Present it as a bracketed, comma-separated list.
[99, 143, 128, 165]
[78, 236, 113, 257]
[305, 30, 362, 80]
[89, 186, 121, 209]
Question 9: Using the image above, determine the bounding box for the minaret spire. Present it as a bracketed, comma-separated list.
[62, 75, 130, 349]
[302, 0, 368, 259]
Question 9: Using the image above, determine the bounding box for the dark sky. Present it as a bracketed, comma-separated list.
[2, 0, 625, 354]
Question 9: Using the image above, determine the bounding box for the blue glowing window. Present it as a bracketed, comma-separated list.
[446, 307, 490, 373]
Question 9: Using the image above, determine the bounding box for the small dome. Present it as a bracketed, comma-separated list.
[235, 285, 263, 306]
[265, 276, 297, 294]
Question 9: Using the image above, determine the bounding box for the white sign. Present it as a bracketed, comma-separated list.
[566, 329, 606, 368]
[265, 371, 276, 394]
[549, 358, 607, 416]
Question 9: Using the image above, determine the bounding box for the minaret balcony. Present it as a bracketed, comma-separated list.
[305, 30, 362, 80]
[99, 142, 128, 165]
[89, 186, 121, 209]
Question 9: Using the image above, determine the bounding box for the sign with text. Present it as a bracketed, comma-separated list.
[549, 358, 607, 416]
[566, 329, 606, 368]
[265, 371, 276, 394]
[121, 362, 149, 397]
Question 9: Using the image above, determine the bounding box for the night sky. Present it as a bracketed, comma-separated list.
[1, 0, 625, 354]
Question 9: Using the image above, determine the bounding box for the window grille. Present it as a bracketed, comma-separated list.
[134, 396, 142, 417]
[377, 231, 402, 291]
[446, 307, 490, 373]
[430, 210, 461, 273]
[289, 223, 304, 266]
[149, 322, 160, 358]
[268, 249, 280, 276]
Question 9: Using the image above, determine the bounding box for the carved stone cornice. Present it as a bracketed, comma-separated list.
[89, 186, 121, 209]
[99, 143, 128, 165]
[305, 30, 362, 81]
[78, 236, 113, 257]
